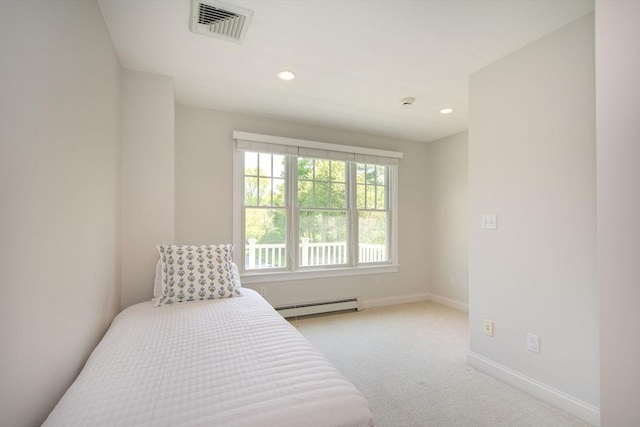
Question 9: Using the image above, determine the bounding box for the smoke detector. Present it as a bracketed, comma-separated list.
[190, 0, 254, 43]
[400, 97, 415, 107]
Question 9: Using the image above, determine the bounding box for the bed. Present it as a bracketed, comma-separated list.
[43, 286, 374, 427]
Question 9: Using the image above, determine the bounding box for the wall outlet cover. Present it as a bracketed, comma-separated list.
[527, 333, 540, 353]
[483, 319, 494, 337]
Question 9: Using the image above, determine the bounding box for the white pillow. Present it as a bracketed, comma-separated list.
[154, 259, 163, 298]
[155, 244, 242, 306]
[231, 262, 242, 288]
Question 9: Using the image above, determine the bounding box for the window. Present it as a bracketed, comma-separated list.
[297, 157, 348, 267]
[243, 152, 287, 269]
[356, 163, 389, 264]
[233, 132, 402, 281]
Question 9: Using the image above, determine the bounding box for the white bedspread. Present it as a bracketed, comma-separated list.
[44, 289, 374, 427]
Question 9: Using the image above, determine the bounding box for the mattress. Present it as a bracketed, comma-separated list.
[44, 289, 374, 427]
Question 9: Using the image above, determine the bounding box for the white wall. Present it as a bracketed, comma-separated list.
[175, 105, 429, 307]
[0, 1, 121, 426]
[427, 132, 468, 310]
[467, 14, 598, 424]
[596, 1, 640, 425]
[120, 70, 175, 309]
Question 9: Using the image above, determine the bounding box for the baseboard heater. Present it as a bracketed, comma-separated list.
[276, 298, 360, 318]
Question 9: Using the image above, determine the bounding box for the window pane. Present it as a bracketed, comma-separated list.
[376, 165, 386, 185]
[299, 210, 347, 267]
[258, 153, 272, 177]
[244, 177, 258, 205]
[245, 208, 286, 270]
[332, 162, 345, 183]
[331, 183, 346, 208]
[366, 185, 376, 209]
[356, 164, 366, 184]
[258, 177, 272, 206]
[298, 180, 314, 208]
[376, 186, 386, 209]
[298, 158, 314, 180]
[298, 158, 347, 210]
[273, 155, 286, 178]
[314, 159, 331, 181]
[359, 211, 387, 263]
[245, 152, 258, 172]
[314, 182, 331, 207]
[273, 178, 285, 207]
[366, 165, 377, 185]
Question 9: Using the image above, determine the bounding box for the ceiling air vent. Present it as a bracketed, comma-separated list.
[189, 0, 253, 43]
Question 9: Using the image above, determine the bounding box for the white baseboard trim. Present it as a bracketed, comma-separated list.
[466, 352, 600, 426]
[426, 293, 469, 312]
[361, 293, 429, 310]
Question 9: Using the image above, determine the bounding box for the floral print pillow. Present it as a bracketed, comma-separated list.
[155, 244, 242, 306]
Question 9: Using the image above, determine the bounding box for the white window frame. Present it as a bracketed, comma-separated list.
[232, 131, 402, 284]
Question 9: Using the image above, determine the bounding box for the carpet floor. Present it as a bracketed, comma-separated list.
[292, 301, 590, 427]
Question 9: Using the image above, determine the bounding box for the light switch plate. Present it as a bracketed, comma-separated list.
[481, 214, 497, 229]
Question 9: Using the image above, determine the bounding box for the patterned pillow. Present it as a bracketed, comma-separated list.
[155, 244, 242, 306]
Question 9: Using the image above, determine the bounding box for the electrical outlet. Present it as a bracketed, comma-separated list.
[259, 286, 267, 297]
[449, 277, 456, 287]
[375, 276, 381, 286]
[527, 333, 539, 353]
[483, 319, 494, 337]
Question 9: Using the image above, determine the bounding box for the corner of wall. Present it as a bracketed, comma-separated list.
[426, 131, 469, 307]
[120, 69, 176, 310]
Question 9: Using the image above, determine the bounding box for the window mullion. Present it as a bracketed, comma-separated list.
[256, 155, 261, 207]
[240, 153, 247, 271]
[288, 156, 299, 271]
[270, 155, 274, 206]
[348, 162, 358, 267]
[312, 159, 316, 208]
[387, 166, 395, 264]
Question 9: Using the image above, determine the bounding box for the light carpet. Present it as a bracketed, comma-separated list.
[292, 301, 590, 427]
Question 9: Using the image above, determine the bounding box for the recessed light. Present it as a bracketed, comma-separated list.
[277, 70, 296, 81]
[440, 107, 454, 114]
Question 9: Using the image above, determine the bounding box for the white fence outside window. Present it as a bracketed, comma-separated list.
[246, 238, 386, 269]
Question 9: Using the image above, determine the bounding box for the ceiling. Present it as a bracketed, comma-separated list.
[98, 0, 594, 143]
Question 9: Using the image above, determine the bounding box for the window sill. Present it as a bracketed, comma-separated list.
[240, 264, 399, 284]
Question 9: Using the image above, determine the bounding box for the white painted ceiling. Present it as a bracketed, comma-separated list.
[98, 0, 594, 143]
